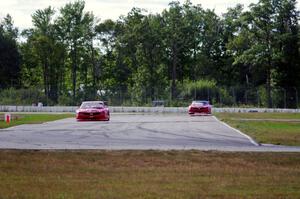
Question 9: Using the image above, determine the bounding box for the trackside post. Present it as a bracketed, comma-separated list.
[5, 113, 11, 124]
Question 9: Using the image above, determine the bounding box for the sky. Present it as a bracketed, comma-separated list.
[0, 0, 299, 30]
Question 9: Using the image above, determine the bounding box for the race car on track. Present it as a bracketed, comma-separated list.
[188, 100, 212, 115]
[76, 101, 110, 121]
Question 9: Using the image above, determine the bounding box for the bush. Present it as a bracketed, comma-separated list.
[0, 87, 48, 105]
[181, 80, 217, 100]
[57, 93, 74, 106]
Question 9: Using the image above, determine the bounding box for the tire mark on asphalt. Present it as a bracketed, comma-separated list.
[136, 123, 237, 145]
[193, 127, 252, 142]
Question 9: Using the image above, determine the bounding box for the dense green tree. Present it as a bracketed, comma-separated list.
[229, 0, 279, 107]
[199, 9, 224, 82]
[20, 29, 43, 88]
[181, 1, 204, 81]
[221, 4, 245, 86]
[112, 8, 146, 103]
[275, 0, 299, 107]
[95, 19, 117, 96]
[57, 0, 90, 104]
[228, 0, 299, 107]
[1, 14, 18, 40]
[162, 1, 187, 99]
[30, 7, 66, 103]
[0, 15, 21, 89]
[1, 0, 299, 107]
[130, 14, 168, 103]
[79, 12, 98, 100]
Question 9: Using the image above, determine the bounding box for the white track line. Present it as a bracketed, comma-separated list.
[212, 116, 259, 146]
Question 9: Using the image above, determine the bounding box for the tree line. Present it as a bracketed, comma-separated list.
[0, 0, 299, 107]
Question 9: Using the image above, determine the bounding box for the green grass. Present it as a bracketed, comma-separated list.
[215, 112, 300, 119]
[0, 150, 300, 199]
[215, 112, 300, 146]
[0, 113, 74, 129]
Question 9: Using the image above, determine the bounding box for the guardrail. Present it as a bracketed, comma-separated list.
[0, 105, 300, 113]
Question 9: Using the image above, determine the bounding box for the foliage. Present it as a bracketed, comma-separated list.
[179, 80, 238, 106]
[227, 0, 300, 108]
[0, 87, 48, 105]
[0, 15, 21, 89]
[0, 0, 299, 107]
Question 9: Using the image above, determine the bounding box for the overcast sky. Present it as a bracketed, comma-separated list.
[0, 0, 299, 30]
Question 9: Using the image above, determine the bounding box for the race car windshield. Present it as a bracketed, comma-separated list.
[192, 101, 208, 106]
[80, 103, 104, 109]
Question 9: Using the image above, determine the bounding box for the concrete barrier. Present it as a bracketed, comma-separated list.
[0, 105, 78, 112]
[0, 105, 300, 113]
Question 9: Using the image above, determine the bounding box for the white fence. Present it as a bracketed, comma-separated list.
[0, 105, 300, 113]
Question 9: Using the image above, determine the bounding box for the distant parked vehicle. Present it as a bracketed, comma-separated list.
[76, 101, 110, 121]
[188, 100, 212, 115]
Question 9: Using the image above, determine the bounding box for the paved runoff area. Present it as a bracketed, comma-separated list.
[1, 113, 300, 152]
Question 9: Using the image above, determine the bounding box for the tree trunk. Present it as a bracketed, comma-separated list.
[171, 44, 178, 100]
[59, 55, 66, 98]
[84, 62, 88, 100]
[266, 32, 272, 108]
[91, 41, 96, 99]
[266, 65, 272, 108]
[72, 44, 77, 105]
[43, 57, 49, 105]
[286, 88, 297, 109]
[149, 54, 155, 101]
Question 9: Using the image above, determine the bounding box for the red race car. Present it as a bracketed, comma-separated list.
[188, 100, 212, 115]
[76, 101, 110, 121]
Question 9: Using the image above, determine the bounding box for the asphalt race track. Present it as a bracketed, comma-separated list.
[0, 113, 300, 152]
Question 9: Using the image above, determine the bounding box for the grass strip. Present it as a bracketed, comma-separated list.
[215, 112, 300, 146]
[0, 150, 300, 199]
[0, 113, 74, 129]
